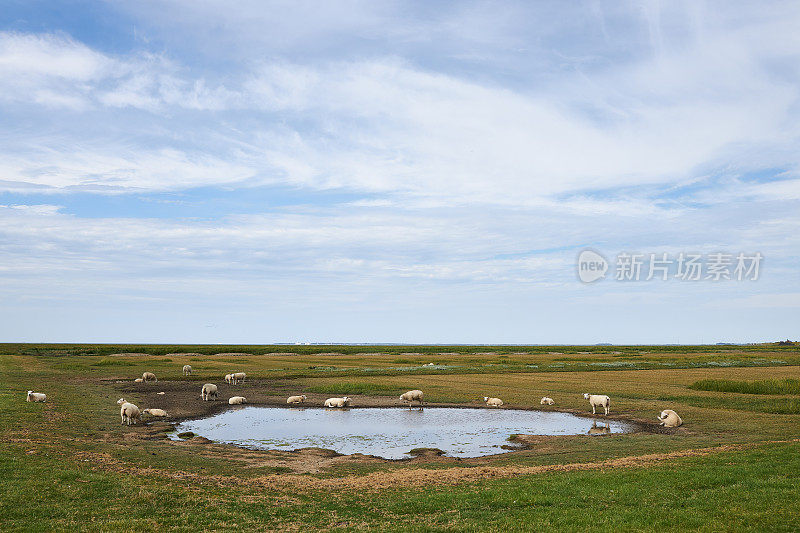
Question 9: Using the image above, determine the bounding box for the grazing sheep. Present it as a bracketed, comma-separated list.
[134, 378, 143, 383]
[583, 393, 611, 415]
[658, 409, 683, 427]
[540, 397, 555, 405]
[228, 396, 247, 405]
[232, 372, 246, 384]
[142, 372, 157, 382]
[201, 383, 218, 401]
[324, 397, 350, 408]
[182, 365, 192, 376]
[26, 390, 46, 402]
[117, 398, 141, 425]
[287, 395, 307, 404]
[483, 396, 504, 407]
[142, 408, 168, 417]
[399, 390, 424, 409]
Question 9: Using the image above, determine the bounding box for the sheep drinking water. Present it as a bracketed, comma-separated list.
[399, 390, 424, 409]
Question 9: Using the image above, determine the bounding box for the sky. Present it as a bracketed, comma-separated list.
[0, 0, 798, 344]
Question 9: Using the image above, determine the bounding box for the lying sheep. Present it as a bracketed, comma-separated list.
[324, 396, 350, 408]
[399, 390, 424, 409]
[142, 372, 157, 382]
[142, 408, 168, 417]
[201, 383, 218, 401]
[540, 397, 555, 405]
[228, 396, 247, 405]
[26, 390, 46, 402]
[232, 372, 246, 384]
[134, 377, 144, 383]
[658, 409, 683, 427]
[583, 393, 611, 415]
[287, 395, 307, 404]
[182, 365, 192, 376]
[483, 396, 503, 407]
[117, 398, 141, 425]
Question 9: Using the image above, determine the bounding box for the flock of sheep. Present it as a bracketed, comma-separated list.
[26, 364, 684, 430]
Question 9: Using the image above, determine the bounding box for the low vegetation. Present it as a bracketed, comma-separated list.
[690, 378, 800, 395]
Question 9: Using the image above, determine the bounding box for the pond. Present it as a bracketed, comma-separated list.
[172, 407, 635, 459]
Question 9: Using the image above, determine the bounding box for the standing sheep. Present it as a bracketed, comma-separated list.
[201, 383, 218, 401]
[324, 397, 350, 408]
[228, 396, 247, 405]
[287, 395, 307, 404]
[540, 397, 555, 405]
[182, 365, 192, 376]
[399, 390, 424, 409]
[224, 374, 233, 384]
[483, 396, 504, 407]
[142, 372, 157, 382]
[142, 408, 168, 417]
[232, 372, 246, 384]
[658, 409, 683, 427]
[583, 393, 611, 415]
[117, 398, 141, 425]
[26, 390, 46, 402]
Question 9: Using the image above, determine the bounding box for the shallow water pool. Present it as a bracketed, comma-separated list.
[173, 407, 635, 459]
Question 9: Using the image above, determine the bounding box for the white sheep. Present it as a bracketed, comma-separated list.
[287, 395, 307, 404]
[658, 409, 683, 427]
[224, 374, 233, 384]
[134, 378, 143, 383]
[232, 372, 246, 384]
[483, 396, 503, 407]
[142, 372, 157, 382]
[117, 398, 141, 425]
[540, 397, 555, 405]
[182, 365, 192, 376]
[228, 396, 247, 405]
[201, 383, 218, 401]
[324, 396, 350, 408]
[583, 393, 611, 415]
[26, 390, 46, 402]
[142, 408, 168, 417]
[399, 390, 424, 409]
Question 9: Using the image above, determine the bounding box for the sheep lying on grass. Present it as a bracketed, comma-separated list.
[324, 397, 350, 408]
[483, 397, 503, 407]
[26, 390, 46, 402]
[658, 409, 683, 427]
[232, 372, 246, 384]
[540, 397, 555, 405]
[400, 390, 424, 409]
[287, 395, 307, 404]
[142, 408, 167, 417]
[583, 393, 611, 415]
[117, 398, 141, 425]
[182, 365, 192, 376]
[201, 383, 218, 401]
[228, 396, 247, 405]
[142, 372, 157, 382]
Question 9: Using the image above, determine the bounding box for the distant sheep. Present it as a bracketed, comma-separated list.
[232, 372, 246, 384]
[583, 393, 611, 415]
[201, 383, 218, 401]
[540, 397, 555, 405]
[142, 408, 168, 417]
[182, 365, 192, 376]
[26, 390, 46, 402]
[142, 372, 157, 382]
[117, 398, 141, 425]
[483, 396, 503, 407]
[287, 395, 307, 404]
[658, 409, 683, 427]
[324, 397, 350, 408]
[228, 396, 247, 405]
[224, 374, 233, 384]
[134, 378, 143, 383]
[399, 390, 424, 409]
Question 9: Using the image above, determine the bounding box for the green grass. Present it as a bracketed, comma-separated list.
[690, 378, 800, 395]
[305, 382, 406, 395]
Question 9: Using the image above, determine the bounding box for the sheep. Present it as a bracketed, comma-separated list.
[142, 408, 168, 417]
[228, 396, 247, 405]
[26, 390, 46, 402]
[117, 398, 141, 425]
[540, 397, 555, 405]
[399, 390, 424, 409]
[658, 409, 683, 427]
[142, 372, 157, 382]
[224, 374, 233, 384]
[201, 383, 218, 401]
[287, 395, 307, 404]
[134, 378, 143, 383]
[324, 396, 350, 408]
[583, 393, 611, 415]
[483, 396, 503, 407]
[182, 365, 192, 376]
[232, 372, 246, 384]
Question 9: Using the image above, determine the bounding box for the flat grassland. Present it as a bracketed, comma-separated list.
[2, 344, 799, 531]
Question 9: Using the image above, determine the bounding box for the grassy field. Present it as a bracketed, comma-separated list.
[2, 343, 799, 531]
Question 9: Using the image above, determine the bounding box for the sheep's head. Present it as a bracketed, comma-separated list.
[142, 409, 150, 415]
[483, 397, 489, 402]
[343, 397, 350, 403]
[659, 410, 669, 420]
[117, 398, 126, 405]
[301, 395, 307, 400]
[583, 393, 590, 399]
[27, 390, 33, 395]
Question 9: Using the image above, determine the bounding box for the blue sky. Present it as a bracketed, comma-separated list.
[1, 1, 798, 343]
